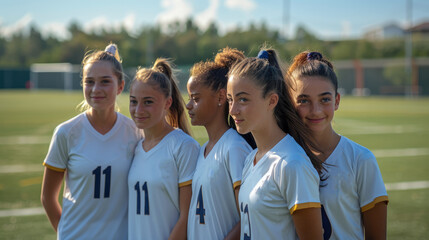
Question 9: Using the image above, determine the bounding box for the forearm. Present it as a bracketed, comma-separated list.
[41, 197, 62, 231]
[224, 221, 240, 240]
[168, 214, 187, 240]
[41, 167, 64, 232]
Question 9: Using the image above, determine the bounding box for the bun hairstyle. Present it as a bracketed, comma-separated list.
[287, 51, 338, 95]
[191, 47, 245, 91]
[229, 49, 324, 175]
[190, 47, 256, 148]
[131, 58, 191, 135]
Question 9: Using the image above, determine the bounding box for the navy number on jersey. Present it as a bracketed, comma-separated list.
[134, 181, 150, 215]
[321, 205, 332, 240]
[240, 202, 251, 240]
[196, 186, 206, 224]
[92, 166, 111, 199]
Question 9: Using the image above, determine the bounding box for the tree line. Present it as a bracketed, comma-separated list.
[0, 18, 428, 68]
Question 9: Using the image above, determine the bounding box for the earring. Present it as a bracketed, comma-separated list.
[218, 103, 221, 107]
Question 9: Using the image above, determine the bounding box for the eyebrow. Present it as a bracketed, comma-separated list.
[235, 92, 250, 97]
[84, 76, 113, 80]
[129, 96, 155, 100]
[297, 92, 332, 98]
[319, 92, 332, 96]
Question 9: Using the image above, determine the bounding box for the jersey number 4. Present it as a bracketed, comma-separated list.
[92, 166, 111, 199]
[196, 186, 206, 224]
[134, 181, 150, 215]
[240, 202, 251, 240]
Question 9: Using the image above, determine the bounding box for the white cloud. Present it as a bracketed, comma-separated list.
[83, 16, 110, 33]
[156, 0, 193, 27]
[195, 0, 220, 30]
[40, 22, 70, 40]
[225, 0, 256, 12]
[342, 21, 351, 38]
[0, 14, 33, 38]
[123, 13, 137, 35]
[82, 13, 138, 36]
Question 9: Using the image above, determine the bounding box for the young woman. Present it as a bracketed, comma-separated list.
[227, 49, 324, 240]
[186, 47, 254, 240]
[127, 58, 199, 240]
[41, 43, 142, 239]
[288, 51, 388, 240]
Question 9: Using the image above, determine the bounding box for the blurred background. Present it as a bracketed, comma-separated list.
[0, 0, 428, 239]
[0, 0, 428, 95]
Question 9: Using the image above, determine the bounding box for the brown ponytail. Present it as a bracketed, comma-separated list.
[229, 49, 325, 175]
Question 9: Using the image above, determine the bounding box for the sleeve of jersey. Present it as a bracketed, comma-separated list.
[43, 126, 69, 172]
[277, 157, 321, 214]
[176, 137, 200, 187]
[356, 151, 389, 212]
[227, 141, 251, 189]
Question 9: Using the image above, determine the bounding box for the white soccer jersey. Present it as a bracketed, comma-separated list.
[187, 128, 252, 240]
[239, 134, 321, 240]
[128, 129, 200, 239]
[320, 136, 388, 240]
[43, 112, 141, 240]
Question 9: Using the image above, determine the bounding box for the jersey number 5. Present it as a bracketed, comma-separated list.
[134, 181, 150, 215]
[196, 186, 206, 224]
[92, 166, 111, 199]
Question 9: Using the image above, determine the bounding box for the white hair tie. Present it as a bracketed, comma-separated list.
[104, 43, 122, 63]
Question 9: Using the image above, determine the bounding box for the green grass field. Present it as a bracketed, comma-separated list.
[0, 90, 428, 239]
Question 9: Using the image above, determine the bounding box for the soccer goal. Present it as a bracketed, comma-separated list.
[30, 63, 81, 91]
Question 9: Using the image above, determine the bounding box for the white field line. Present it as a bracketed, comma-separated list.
[0, 164, 42, 173]
[336, 119, 423, 135]
[385, 180, 429, 191]
[0, 207, 45, 217]
[0, 136, 51, 145]
[0, 180, 428, 218]
[373, 148, 429, 158]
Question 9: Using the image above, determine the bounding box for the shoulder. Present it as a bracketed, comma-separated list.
[273, 135, 315, 172]
[116, 113, 142, 137]
[169, 129, 200, 148]
[277, 135, 309, 161]
[53, 113, 85, 136]
[221, 129, 252, 151]
[117, 113, 137, 128]
[340, 136, 376, 165]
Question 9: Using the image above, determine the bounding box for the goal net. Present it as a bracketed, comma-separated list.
[30, 63, 81, 91]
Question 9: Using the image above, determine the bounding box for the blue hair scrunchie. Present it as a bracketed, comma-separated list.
[307, 51, 322, 61]
[257, 50, 269, 60]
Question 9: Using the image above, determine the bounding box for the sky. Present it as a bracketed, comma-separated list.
[0, 0, 428, 40]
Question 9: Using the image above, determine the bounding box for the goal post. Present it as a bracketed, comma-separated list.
[30, 63, 80, 91]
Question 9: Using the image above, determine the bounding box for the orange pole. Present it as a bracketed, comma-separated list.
[353, 59, 364, 95]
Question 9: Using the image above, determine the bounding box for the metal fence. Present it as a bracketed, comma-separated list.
[1, 58, 428, 96]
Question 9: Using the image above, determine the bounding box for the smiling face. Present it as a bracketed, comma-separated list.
[292, 76, 340, 136]
[227, 75, 274, 135]
[129, 81, 172, 130]
[83, 60, 124, 112]
[185, 76, 222, 126]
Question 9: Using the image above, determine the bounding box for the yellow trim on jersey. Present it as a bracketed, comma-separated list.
[289, 202, 321, 214]
[179, 180, 192, 187]
[43, 162, 66, 172]
[233, 180, 241, 189]
[361, 195, 389, 212]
